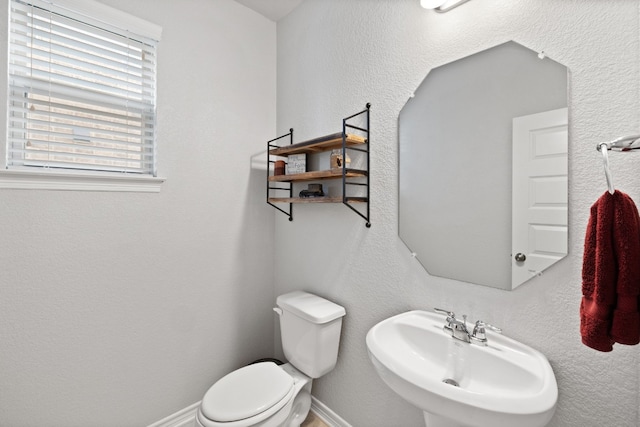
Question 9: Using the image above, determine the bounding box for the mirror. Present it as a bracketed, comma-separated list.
[399, 41, 568, 290]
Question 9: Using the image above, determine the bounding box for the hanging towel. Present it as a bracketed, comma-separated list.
[610, 191, 640, 345]
[580, 190, 640, 352]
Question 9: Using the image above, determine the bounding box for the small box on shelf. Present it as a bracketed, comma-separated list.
[287, 154, 306, 174]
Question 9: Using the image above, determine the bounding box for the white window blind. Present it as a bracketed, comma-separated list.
[7, 0, 161, 177]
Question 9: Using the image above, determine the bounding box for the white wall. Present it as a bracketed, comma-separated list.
[276, 0, 640, 426]
[0, 1, 276, 426]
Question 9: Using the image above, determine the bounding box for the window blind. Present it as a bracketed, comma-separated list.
[7, 0, 160, 176]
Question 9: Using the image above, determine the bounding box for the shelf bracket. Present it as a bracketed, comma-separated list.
[342, 103, 371, 227]
[267, 128, 294, 221]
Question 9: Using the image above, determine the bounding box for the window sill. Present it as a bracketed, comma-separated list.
[0, 169, 166, 193]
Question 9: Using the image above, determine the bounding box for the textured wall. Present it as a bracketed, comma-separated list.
[276, 0, 640, 426]
[0, 1, 276, 426]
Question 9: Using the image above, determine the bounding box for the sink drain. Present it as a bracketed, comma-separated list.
[442, 378, 460, 387]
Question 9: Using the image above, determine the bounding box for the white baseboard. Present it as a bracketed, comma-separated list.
[146, 396, 351, 427]
[147, 401, 200, 427]
[311, 396, 352, 427]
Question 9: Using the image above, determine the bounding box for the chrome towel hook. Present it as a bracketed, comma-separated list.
[598, 142, 615, 194]
[596, 135, 640, 195]
[596, 134, 640, 152]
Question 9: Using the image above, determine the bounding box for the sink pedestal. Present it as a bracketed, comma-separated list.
[424, 411, 464, 427]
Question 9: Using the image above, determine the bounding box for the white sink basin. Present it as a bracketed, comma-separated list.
[366, 310, 557, 427]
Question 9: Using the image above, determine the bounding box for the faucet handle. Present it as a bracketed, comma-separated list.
[434, 308, 457, 334]
[434, 308, 469, 332]
[433, 308, 455, 319]
[471, 320, 502, 346]
[479, 321, 501, 333]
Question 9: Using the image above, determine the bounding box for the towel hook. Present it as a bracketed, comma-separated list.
[596, 134, 640, 195]
[596, 134, 640, 152]
[598, 142, 615, 194]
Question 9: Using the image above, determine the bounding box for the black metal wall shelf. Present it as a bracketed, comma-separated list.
[267, 103, 371, 227]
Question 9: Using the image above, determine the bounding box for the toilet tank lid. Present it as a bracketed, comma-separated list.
[277, 291, 346, 324]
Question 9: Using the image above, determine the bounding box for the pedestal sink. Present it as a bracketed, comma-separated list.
[366, 310, 557, 427]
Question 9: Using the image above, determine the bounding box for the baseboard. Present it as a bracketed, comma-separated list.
[146, 401, 200, 427]
[310, 396, 353, 427]
[146, 396, 351, 427]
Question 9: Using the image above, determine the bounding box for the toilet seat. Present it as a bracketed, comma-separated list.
[199, 362, 294, 426]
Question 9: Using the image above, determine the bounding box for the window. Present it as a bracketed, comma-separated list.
[4, 0, 163, 191]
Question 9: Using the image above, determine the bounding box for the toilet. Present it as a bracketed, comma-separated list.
[196, 291, 346, 427]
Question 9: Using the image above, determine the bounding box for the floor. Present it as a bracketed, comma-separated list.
[301, 411, 330, 427]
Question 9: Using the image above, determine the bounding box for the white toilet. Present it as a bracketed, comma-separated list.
[196, 291, 346, 427]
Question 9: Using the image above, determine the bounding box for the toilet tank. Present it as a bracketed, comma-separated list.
[276, 291, 346, 378]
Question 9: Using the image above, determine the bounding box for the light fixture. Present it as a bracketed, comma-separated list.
[420, 0, 471, 13]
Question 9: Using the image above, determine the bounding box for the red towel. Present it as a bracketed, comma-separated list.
[580, 190, 640, 352]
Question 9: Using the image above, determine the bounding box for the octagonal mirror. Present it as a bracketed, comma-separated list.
[398, 41, 568, 290]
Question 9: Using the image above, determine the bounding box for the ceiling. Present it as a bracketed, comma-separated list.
[234, 0, 304, 22]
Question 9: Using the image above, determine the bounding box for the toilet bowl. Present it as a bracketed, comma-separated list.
[196, 363, 311, 427]
[196, 291, 346, 427]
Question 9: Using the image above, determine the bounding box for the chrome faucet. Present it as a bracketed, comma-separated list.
[434, 308, 471, 343]
[434, 308, 501, 345]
